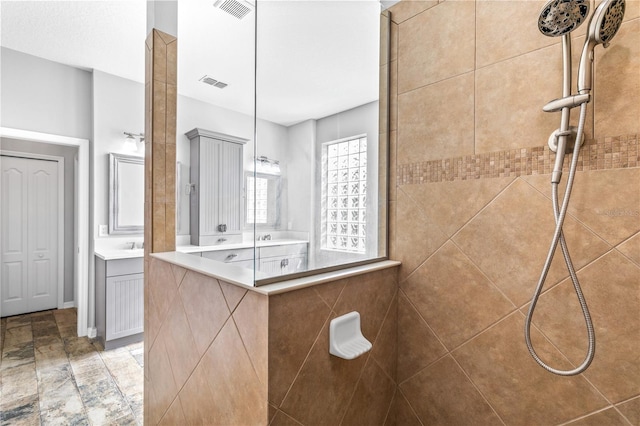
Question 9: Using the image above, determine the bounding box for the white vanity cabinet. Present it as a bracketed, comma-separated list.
[186, 128, 248, 246]
[95, 256, 144, 350]
[202, 247, 255, 269]
[182, 242, 308, 277]
[259, 243, 308, 276]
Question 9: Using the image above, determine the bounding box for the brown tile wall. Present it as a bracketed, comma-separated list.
[388, 1, 640, 425]
[398, 134, 639, 184]
[268, 268, 398, 426]
[144, 258, 268, 425]
[144, 29, 177, 256]
[144, 260, 398, 426]
[144, 29, 178, 425]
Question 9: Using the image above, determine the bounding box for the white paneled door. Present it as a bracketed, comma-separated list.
[1, 155, 59, 317]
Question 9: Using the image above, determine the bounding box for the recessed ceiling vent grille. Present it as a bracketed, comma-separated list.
[199, 75, 228, 89]
[213, 0, 254, 20]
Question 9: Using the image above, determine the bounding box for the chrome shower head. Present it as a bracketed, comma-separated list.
[577, 0, 626, 93]
[538, 0, 590, 37]
[586, 0, 625, 46]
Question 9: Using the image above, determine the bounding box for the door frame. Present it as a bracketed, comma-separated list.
[1, 150, 65, 311]
[1, 127, 90, 337]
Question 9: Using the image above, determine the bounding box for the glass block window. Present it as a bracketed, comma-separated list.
[246, 176, 268, 224]
[322, 136, 367, 253]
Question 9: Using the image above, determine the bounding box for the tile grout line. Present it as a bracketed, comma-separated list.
[156, 276, 242, 423]
[59, 315, 92, 426]
[395, 385, 426, 426]
[275, 281, 350, 411]
[33, 316, 45, 426]
[276, 312, 333, 412]
[2, 309, 143, 425]
[95, 343, 143, 424]
[338, 284, 398, 426]
[449, 352, 508, 426]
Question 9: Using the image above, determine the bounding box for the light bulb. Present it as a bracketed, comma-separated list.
[124, 134, 138, 152]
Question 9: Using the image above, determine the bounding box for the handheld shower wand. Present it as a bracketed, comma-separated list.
[577, 0, 626, 94]
[525, 0, 625, 376]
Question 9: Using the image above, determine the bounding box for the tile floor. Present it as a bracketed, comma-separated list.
[0, 309, 143, 425]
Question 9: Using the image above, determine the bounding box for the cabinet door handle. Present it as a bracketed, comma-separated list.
[226, 254, 238, 261]
[280, 258, 289, 268]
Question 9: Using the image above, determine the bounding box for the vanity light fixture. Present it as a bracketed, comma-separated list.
[123, 132, 145, 152]
[254, 155, 281, 175]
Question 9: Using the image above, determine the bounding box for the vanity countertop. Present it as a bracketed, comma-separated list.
[150, 251, 401, 295]
[176, 239, 309, 254]
[95, 239, 308, 261]
[95, 249, 145, 261]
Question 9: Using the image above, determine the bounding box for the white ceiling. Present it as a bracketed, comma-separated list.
[1, 0, 384, 126]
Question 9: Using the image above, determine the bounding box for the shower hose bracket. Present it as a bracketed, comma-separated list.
[548, 126, 585, 153]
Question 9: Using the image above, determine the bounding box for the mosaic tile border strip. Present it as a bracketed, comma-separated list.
[397, 133, 639, 185]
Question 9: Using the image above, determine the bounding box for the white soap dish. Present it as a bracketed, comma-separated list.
[329, 311, 372, 360]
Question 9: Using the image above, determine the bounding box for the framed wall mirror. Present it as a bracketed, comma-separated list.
[245, 171, 281, 229]
[109, 153, 144, 234]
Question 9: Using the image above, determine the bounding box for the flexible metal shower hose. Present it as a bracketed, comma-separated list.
[524, 102, 596, 376]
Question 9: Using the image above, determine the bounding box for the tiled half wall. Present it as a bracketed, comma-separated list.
[388, 1, 640, 425]
[144, 258, 268, 425]
[144, 258, 399, 425]
[268, 267, 398, 425]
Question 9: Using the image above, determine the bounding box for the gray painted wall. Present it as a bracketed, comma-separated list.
[1, 47, 92, 140]
[286, 119, 316, 233]
[1, 138, 78, 303]
[92, 71, 145, 241]
[1, 47, 92, 308]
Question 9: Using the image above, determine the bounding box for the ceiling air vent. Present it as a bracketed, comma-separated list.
[213, 0, 254, 20]
[199, 75, 228, 89]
